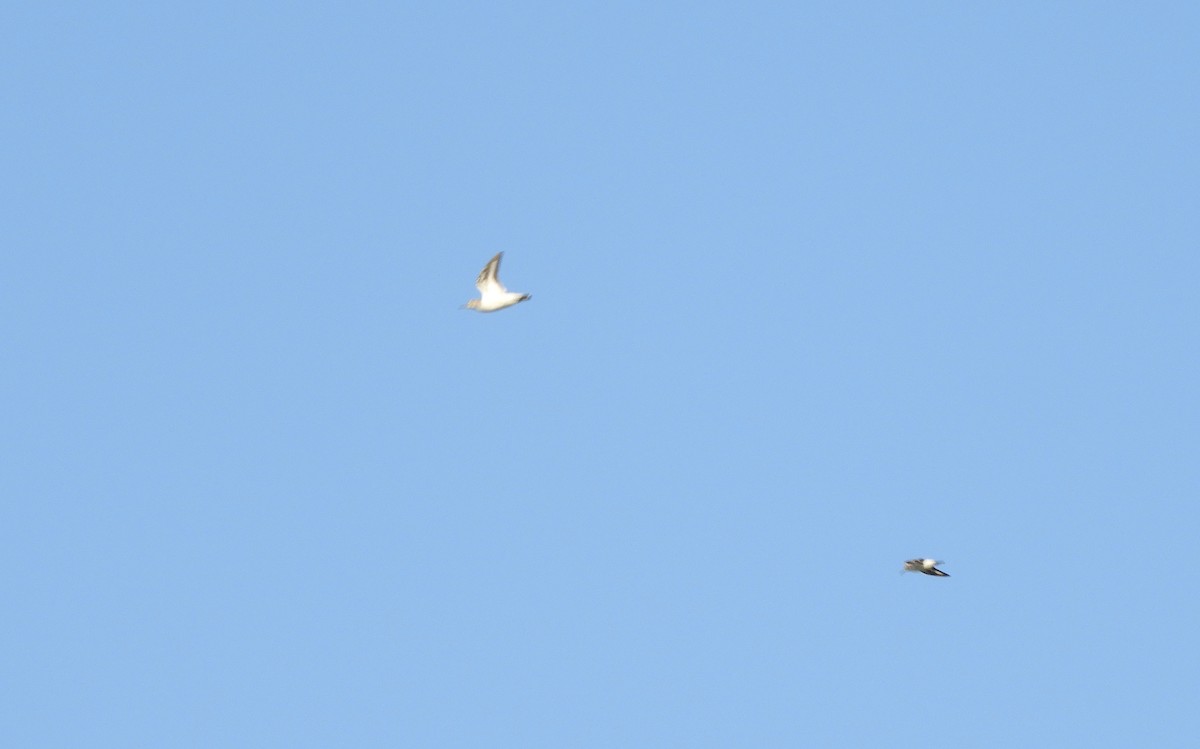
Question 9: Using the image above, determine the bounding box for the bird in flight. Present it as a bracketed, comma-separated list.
[902, 559, 950, 577]
[463, 252, 531, 312]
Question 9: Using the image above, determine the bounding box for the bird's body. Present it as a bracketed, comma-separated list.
[464, 253, 531, 312]
[903, 558, 950, 577]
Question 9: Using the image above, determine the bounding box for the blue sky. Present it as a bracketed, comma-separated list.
[4, 2, 1198, 746]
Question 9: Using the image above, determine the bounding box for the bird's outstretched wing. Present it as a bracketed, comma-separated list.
[925, 567, 950, 577]
[476, 253, 507, 295]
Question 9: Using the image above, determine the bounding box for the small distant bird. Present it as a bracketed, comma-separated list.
[463, 252, 531, 312]
[903, 559, 950, 577]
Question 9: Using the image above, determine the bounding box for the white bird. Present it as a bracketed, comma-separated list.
[902, 559, 950, 577]
[463, 252, 531, 312]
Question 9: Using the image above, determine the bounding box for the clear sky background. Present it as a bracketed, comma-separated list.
[4, 2, 1198, 746]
